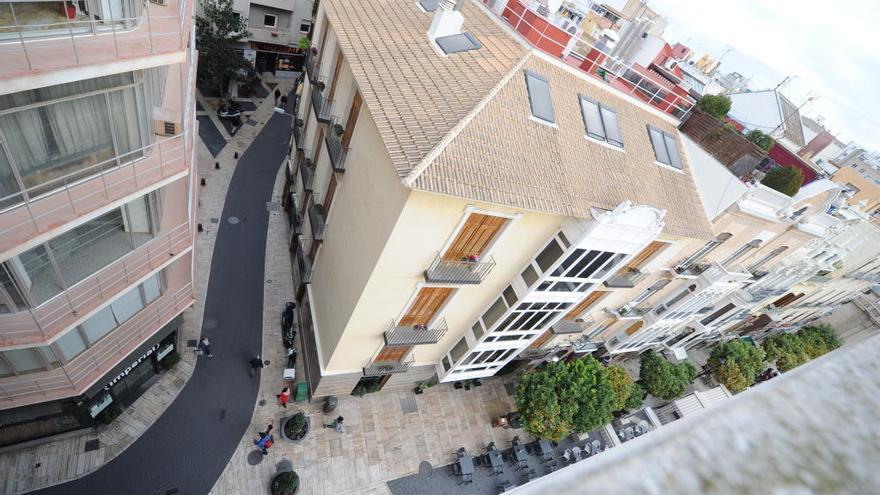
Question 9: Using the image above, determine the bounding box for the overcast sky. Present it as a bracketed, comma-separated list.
[609, 0, 880, 152]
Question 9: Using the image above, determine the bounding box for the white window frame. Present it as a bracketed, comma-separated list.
[647, 125, 684, 169]
[263, 13, 278, 28]
[579, 95, 623, 148]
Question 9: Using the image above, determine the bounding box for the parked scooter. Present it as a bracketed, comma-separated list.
[281, 301, 296, 348]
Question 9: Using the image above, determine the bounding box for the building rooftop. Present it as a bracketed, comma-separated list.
[728, 89, 806, 147]
[323, 0, 713, 239]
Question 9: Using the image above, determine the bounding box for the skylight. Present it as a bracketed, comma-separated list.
[435, 32, 482, 55]
[648, 126, 683, 169]
[579, 96, 623, 148]
[524, 70, 556, 124]
[418, 0, 439, 12]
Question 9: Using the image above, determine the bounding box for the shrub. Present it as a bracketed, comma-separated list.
[697, 94, 732, 119]
[271, 471, 299, 495]
[761, 166, 804, 197]
[764, 325, 842, 372]
[708, 339, 766, 393]
[516, 358, 616, 441]
[799, 324, 842, 359]
[297, 36, 311, 51]
[284, 412, 307, 440]
[746, 129, 774, 151]
[160, 351, 180, 370]
[624, 383, 644, 411]
[638, 351, 697, 400]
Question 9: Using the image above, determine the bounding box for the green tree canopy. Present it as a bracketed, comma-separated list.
[799, 324, 842, 359]
[516, 358, 616, 441]
[708, 339, 766, 393]
[697, 94, 732, 119]
[745, 129, 774, 151]
[196, 0, 252, 97]
[638, 351, 697, 400]
[608, 365, 638, 412]
[761, 166, 805, 197]
[762, 332, 810, 372]
[624, 382, 644, 411]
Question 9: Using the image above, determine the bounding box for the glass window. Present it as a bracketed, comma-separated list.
[0, 143, 22, 208]
[56, 328, 88, 361]
[81, 306, 117, 344]
[647, 126, 683, 169]
[110, 285, 145, 324]
[264, 14, 277, 27]
[0, 263, 27, 313]
[299, 20, 311, 32]
[579, 96, 623, 148]
[558, 231, 570, 248]
[536, 240, 564, 273]
[450, 338, 469, 364]
[3, 348, 45, 373]
[601, 106, 624, 147]
[472, 322, 484, 340]
[524, 70, 556, 124]
[521, 264, 539, 287]
[502, 285, 518, 307]
[14, 244, 64, 305]
[108, 86, 150, 164]
[482, 297, 508, 331]
[142, 273, 162, 303]
[48, 207, 132, 288]
[0, 356, 11, 377]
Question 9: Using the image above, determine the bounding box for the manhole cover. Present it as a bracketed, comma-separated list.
[84, 439, 100, 452]
[419, 461, 433, 477]
[247, 450, 265, 466]
[266, 279, 272, 284]
[203, 317, 219, 330]
[228, 216, 240, 224]
[210, 218, 219, 223]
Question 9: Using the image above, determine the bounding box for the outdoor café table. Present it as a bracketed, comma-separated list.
[538, 439, 553, 457]
[513, 444, 528, 468]
[488, 449, 504, 473]
[459, 454, 475, 476]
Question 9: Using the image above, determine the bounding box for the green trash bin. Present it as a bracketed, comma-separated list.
[294, 382, 308, 402]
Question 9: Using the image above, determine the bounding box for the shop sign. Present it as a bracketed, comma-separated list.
[103, 343, 160, 391]
[89, 394, 113, 418]
[157, 344, 174, 361]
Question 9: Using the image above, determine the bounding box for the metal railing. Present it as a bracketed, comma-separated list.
[424, 253, 496, 284]
[0, 0, 187, 79]
[0, 134, 187, 251]
[325, 116, 349, 172]
[0, 283, 193, 406]
[363, 356, 414, 377]
[298, 153, 315, 191]
[552, 314, 596, 335]
[495, 0, 694, 118]
[0, 222, 192, 346]
[304, 49, 318, 82]
[292, 120, 305, 150]
[611, 305, 652, 319]
[308, 200, 326, 241]
[295, 243, 312, 285]
[310, 80, 333, 123]
[604, 267, 646, 289]
[384, 318, 448, 346]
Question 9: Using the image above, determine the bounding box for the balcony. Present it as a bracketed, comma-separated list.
[424, 254, 496, 285]
[290, 208, 304, 235]
[384, 319, 448, 346]
[310, 82, 333, 123]
[308, 201, 327, 241]
[298, 153, 315, 192]
[552, 315, 594, 335]
[0, 135, 188, 254]
[248, 26, 295, 46]
[363, 357, 414, 377]
[808, 275, 833, 284]
[325, 118, 349, 172]
[604, 268, 646, 289]
[295, 244, 312, 285]
[0, 222, 192, 347]
[0, 0, 188, 81]
[610, 305, 652, 320]
[304, 50, 318, 83]
[293, 121, 304, 150]
[0, 283, 194, 408]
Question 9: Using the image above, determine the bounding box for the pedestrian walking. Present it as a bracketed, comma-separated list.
[249, 355, 265, 377]
[274, 88, 281, 105]
[197, 336, 213, 357]
[323, 416, 344, 433]
[277, 386, 290, 408]
[254, 425, 274, 455]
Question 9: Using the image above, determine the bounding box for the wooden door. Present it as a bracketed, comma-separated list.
[625, 241, 667, 271]
[442, 214, 509, 261]
[326, 50, 345, 102]
[375, 345, 411, 362]
[323, 174, 337, 212]
[564, 290, 608, 320]
[399, 287, 454, 326]
[341, 91, 362, 148]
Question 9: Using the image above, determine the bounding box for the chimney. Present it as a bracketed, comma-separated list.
[428, 0, 464, 42]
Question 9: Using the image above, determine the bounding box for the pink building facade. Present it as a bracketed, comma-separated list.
[0, 0, 198, 446]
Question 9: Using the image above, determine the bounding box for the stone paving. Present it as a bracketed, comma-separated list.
[0, 80, 293, 495]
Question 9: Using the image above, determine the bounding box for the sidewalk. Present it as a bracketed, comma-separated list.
[0, 79, 294, 495]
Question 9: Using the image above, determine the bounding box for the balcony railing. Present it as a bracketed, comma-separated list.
[293, 121, 304, 150]
[291, 208, 304, 235]
[552, 315, 596, 335]
[325, 117, 349, 172]
[308, 201, 327, 241]
[0, 0, 188, 80]
[0, 222, 192, 347]
[295, 244, 312, 285]
[363, 357, 414, 377]
[808, 275, 833, 284]
[610, 305, 652, 319]
[298, 153, 315, 192]
[424, 253, 496, 285]
[305, 49, 318, 82]
[384, 318, 448, 346]
[604, 268, 646, 289]
[0, 134, 188, 253]
[310, 82, 333, 123]
[0, 284, 194, 408]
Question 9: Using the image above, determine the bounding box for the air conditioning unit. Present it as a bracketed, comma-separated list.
[154, 119, 181, 136]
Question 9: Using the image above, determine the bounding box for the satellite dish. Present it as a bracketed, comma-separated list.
[547, 0, 563, 14]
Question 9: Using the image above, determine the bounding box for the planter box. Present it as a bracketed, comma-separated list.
[281, 414, 310, 443]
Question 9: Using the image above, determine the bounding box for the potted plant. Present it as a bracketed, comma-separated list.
[414, 382, 427, 395]
[316, 81, 325, 91]
[333, 124, 344, 137]
[270, 470, 299, 495]
[281, 411, 310, 442]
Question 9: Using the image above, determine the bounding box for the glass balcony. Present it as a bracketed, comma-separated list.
[424, 253, 496, 285]
[384, 318, 448, 346]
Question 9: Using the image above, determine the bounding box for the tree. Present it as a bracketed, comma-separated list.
[762, 332, 809, 372]
[708, 339, 766, 393]
[608, 365, 638, 412]
[761, 166, 805, 197]
[624, 383, 644, 411]
[297, 36, 311, 51]
[196, 0, 252, 97]
[745, 129, 774, 151]
[799, 324, 842, 359]
[697, 94, 732, 119]
[516, 358, 616, 441]
[638, 351, 697, 400]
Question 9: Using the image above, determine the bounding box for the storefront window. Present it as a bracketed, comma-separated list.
[56, 329, 88, 361]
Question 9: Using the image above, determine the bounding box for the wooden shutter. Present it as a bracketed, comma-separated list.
[442, 214, 509, 261]
[326, 50, 345, 102]
[399, 287, 454, 326]
[626, 241, 667, 271]
[375, 345, 411, 362]
[624, 320, 644, 335]
[323, 174, 337, 212]
[564, 290, 608, 320]
[341, 91, 362, 148]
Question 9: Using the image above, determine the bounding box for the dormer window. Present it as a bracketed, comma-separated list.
[524, 70, 556, 125]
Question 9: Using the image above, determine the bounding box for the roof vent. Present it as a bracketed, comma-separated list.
[427, 0, 464, 43]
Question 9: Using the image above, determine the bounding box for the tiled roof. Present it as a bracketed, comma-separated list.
[322, 0, 713, 239]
